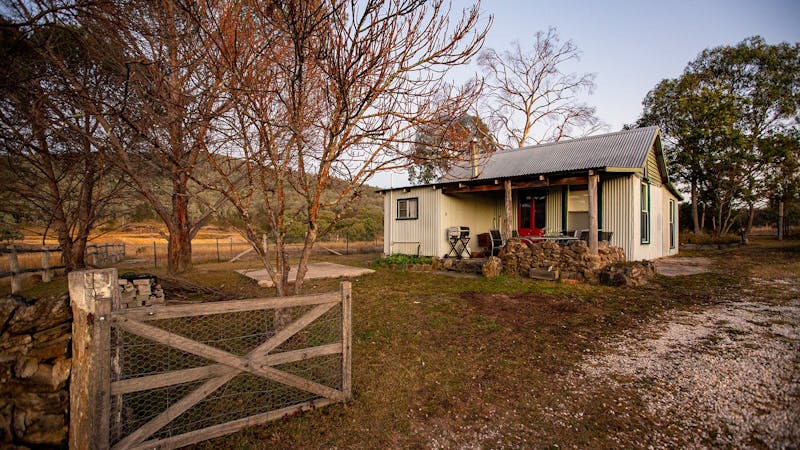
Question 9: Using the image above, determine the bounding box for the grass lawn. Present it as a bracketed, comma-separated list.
[13, 237, 800, 448]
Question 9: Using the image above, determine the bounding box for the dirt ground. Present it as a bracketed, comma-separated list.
[408, 249, 800, 449]
[577, 296, 800, 448]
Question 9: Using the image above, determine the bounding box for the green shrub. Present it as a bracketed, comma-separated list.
[680, 232, 741, 245]
[373, 254, 432, 268]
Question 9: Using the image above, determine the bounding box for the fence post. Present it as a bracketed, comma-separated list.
[340, 281, 352, 401]
[216, 238, 220, 262]
[68, 268, 116, 450]
[153, 241, 157, 269]
[41, 248, 51, 283]
[9, 245, 21, 294]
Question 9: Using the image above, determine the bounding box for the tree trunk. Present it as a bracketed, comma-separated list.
[691, 181, 700, 233]
[166, 177, 193, 274]
[744, 203, 755, 244]
[700, 203, 706, 231]
[293, 223, 318, 295]
[778, 200, 785, 241]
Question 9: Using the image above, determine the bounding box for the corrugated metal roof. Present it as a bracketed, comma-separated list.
[438, 126, 660, 183]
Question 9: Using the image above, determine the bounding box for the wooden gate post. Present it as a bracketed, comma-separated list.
[340, 281, 352, 401]
[68, 268, 117, 450]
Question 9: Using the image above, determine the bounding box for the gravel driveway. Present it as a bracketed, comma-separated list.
[579, 292, 800, 449]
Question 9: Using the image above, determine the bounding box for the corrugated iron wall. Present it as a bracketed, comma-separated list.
[602, 175, 636, 260]
[383, 186, 440, 256]
[546, 187, 563, 234]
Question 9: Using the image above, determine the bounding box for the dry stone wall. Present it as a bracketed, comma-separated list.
[499, 239, 626, 282]
[0, 294, 71, 448]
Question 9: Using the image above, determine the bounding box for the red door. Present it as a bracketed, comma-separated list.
[518, 190, 547, 237]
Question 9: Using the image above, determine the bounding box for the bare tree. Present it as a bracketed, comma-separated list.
[478, 27, 602, 148]
[0, 17, 125, 270]
[201, 0, 489, 295]
[4, 0, 235, 274]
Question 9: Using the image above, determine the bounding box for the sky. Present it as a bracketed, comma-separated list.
[369, 0, 800, 188]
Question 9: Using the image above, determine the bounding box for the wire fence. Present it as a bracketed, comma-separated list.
[62, 267, 356, 449]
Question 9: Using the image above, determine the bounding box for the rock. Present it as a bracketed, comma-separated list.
[482, 257, 503, 278]
[14, 412, 66, 447]
[14, 358, 38, 379]
[12, 392, 67, 412]
[26, 335, 70, 360]
[7, 296, 70, 335]
[530, 268, 558, 280]
[0, 399, 13, 443]
[0, 299, 20, 334]
[0, 334, 32, 357]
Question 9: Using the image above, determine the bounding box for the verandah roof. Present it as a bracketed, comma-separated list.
[439, 126, 660, 183]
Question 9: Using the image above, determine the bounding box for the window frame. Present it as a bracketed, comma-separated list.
[396, 197, 419, 220]
[669, 199, 676, 249]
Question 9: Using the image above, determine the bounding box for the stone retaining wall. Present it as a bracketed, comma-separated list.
[498, 239, 626, 282]
[0, 294, 71, 448]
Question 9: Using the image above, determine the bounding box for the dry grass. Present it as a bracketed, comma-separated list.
[8, 236, 799, 448]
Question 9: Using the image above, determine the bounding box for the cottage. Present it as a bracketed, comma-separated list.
[380, 126, 682, 261]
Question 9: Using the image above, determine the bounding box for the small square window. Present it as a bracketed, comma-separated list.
[397, 198, 418, 220]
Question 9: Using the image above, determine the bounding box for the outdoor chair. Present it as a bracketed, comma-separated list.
[488, 229, 504, 256]
[579, 230, 614, 243]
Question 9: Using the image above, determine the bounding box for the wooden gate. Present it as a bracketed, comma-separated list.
[68, 269, 352, 450]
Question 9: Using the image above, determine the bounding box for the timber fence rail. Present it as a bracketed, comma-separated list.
[68, 269, 352, 450]
[0, 245, 64, 293]
[85, 243, 126, 266]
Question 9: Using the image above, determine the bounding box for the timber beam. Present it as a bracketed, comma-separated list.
[442, 175, 590, 195]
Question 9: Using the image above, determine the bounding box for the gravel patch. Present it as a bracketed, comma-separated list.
[654, 257, 712, 276]
[579, 298, 800, 449]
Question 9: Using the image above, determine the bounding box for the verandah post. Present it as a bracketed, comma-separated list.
[504, 179, 513, 241]
[68, 268, 116, 450]
[588, 171, 599, 255]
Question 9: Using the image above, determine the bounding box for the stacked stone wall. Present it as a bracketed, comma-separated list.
[0, 294, 71, 448]
[498, 239, 625, 282]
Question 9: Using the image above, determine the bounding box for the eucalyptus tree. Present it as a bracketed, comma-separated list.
[640, 36, 799, 237]
[478, 27, 602, 148]
[408, 114, 494, 185]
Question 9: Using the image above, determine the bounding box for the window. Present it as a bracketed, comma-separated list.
[568, 188, 589, 231]
[669, 199, 676, 249]
[641, 181, 650, 244]
[396, 198, 418, 220]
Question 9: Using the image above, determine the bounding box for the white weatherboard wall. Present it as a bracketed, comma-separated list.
[383, 186, 441, 256]
[626, 175, 679, 261]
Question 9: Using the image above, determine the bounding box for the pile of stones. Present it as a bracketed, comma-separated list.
[0, 294, 71, 448]
[497, 238, 626, 282]
[118, 275, 165, 308]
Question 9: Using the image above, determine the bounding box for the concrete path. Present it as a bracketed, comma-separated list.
[237, 262, 374, 287]
[654, 257, 712, 277]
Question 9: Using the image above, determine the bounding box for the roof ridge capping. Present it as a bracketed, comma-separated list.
[507, 125, 659, 153]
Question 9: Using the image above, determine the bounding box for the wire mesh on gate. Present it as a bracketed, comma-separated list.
[109, 301, 343, 446]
